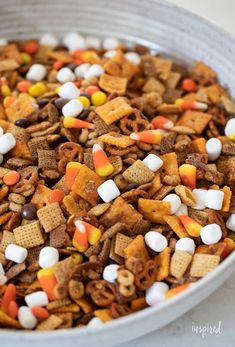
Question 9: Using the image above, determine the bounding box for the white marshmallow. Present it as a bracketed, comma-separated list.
[87, 317, 103, 328]
[58, 82, 80, 100]
[125, 52, 141, 65]
[86, 36, 101, 49]
[163, 194, 181, 215]
[5, 244, 28, 264]
[84, 64, 104, 80]
[142, 154, 163, 172]
[40, 33, 59, 48]
[145, 282, 169, 306]
[206, 138, 222, 161]
[0, 133, 16, 154]
[97, 179, 120, 203]
[26, 64, 47, 81]
[175, 203, 188, 216]
[74, 63, 91, 79]
[103, 264, 119, 283]
[62, 99, 83, 117]
[103, 37, 120, 50]
[192, 189, 207, 210]
[226, 214, 235, 232]
[0, 154, 3, 165]
[0, 38, 8, 46]
[39, 246, 59, 269]
[25, 291, 49, 308]
[225, 118, 235, 137]
[175, 237, 195, 255]
[57, 67, 75, 83]
[103, 50, 116, 59]
[18, 306, 37, 329]
[205, 189, 224, 210]
[0, 126, 4, 136]
[144, 231, 168, 252]
[63, 32, 86, 51]
[0, 263, 5, 275]
[200, 224, 222, 245]
[0, 275, 7, 286]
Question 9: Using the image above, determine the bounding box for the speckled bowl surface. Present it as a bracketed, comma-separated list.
[1, 1, 235, 346]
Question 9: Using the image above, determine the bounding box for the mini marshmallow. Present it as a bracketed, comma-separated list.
[103, 37, 120, 50]
[175, 203, 188, 216]
[200, 224, 222, 245]
[40, 33, 59, 48]
[5, 244, 28, 264]
[192, 189, 207, 210]
[125, 52, 141, 65]
[86, 36, 102, 49]
[225, 118, 235, 137]
[63, 32, 86, 51]
[142, 154, 163, 172]
[57, 67, 75, 83]
[206, 138, 222, 161]
[175, 237, 195, 254]
[87, 317, 104, 328]
[103, 264, 119, 283]
[145, 282, 169, 306]
[58, 82, 80, 100]
[144, 231, 168, 252]
[0, 263, 5, 276]
[74, 63, 91, 78]
[84, 64, 104, 80]
[0, 275, 7, 286]
[26, 64, 47, 81]
[205, 189, 224, 210]
[39, 246, 59, 269]
[97, 179, 120, 203]
[103, 50, 116, 59]
[163, 194, 181, 215]
[226, 214, 235, 232]
[18, 306, 37, 329]
[0, 38, 8, 46]
[25, 291, 49, 308]
[62, 99, 83, 117]
[0, 133, 16, 154]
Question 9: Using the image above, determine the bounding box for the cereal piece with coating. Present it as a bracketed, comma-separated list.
[37, 202, 66, 232]
[95, 97, 133, 125]
[123, 160, 155, 185]
[138, 198, 170, 224]
[98, 73, 128, 95]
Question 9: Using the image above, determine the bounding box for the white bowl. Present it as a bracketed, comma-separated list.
[1, 0, 235, 346]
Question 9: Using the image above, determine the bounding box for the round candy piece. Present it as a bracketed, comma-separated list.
[0, 133, 16, 154]
[39, 246, 59, 269]
[18, 306, 37, 329]
[163, 194, 181, 215]
[21, 203, 37, 220]
[85, 85, 100, 96]
[103, 264, 119, 283]
[5, 244, 28, 264]
[91, 91, 107, 106]
[3, 170, 20, 186]
[182, 78, 197, 92]
[15, 118, 31, 128]
[200, 224, 222, 245]
[77, 95, 90, 107]
[48, 189, 65, 204]
[206, 138, 222, 161]
[144, 231, 168, 252]
[145, 282, 169, 306]
[175, 237, 195, 255]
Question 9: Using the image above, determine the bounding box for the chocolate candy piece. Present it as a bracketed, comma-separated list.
[21, 203, 37, 220]
[79, 107, 90, 120]
[15, 118, 31, 128]
[38, 98, 50, 108]
[54, 98, 67, 110]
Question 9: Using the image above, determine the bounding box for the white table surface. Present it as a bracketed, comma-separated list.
[119, 1, 235, 346]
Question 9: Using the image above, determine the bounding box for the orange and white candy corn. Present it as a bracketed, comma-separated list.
[37, 268, 57, 300]
[165, 283, 190, 299]
[63, 116, 94, 129]
[65, 162, 82, 190]
[175, 98, 208, 110]
[92, 144, 114, 177]
[73, 222, 89, 252]
[178, 215, 202, 237]
[130, 130, 162, 144]
[179, 164, 196, 189]
[152, 116, 174, 130]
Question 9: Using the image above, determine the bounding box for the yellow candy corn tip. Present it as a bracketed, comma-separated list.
[96, 164, 114, 177]
[179, 164, 196, 174]
[175, 99, 183, 106]
[88, 228, 102, 245]
[37, 267, 54, 277]
[66, 162, 81, 169]
[229, 134, 235, 141]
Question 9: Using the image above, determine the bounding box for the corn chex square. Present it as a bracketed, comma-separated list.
[13, 221, 44, 249]
[37, 202, 66, 233]
[95, 97, 133, 125]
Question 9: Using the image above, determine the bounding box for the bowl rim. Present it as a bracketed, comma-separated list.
[1, 0, 235, 339]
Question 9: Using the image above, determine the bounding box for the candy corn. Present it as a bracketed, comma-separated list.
[175, 98, 208, 110]
[165, 283, 191, 299]
[37, 268, 57, 301]
[1, 284, 16, 313]
[130, 130, 162, 144]
[65, 162, 82, 190]
[72, 222, 89, 252]
[152, 116, 174, 130]
[179, 215, 202, 237]
[179, 164, 196, 189]
[63, 117, 94, 129]
[92, 144, 114, 177]
[82, 221, 102, 245]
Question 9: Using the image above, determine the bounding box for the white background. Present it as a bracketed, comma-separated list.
[120, 1, 235, 347]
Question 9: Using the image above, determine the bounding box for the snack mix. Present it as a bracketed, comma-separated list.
[0, 33, 234, 330]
